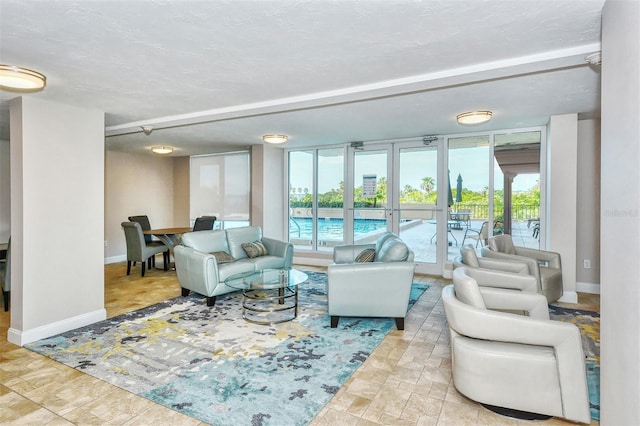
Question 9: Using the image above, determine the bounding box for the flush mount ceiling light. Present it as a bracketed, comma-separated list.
[262, 134, 288, 144]
[456, 110, 493, 125]
[151, 146, 174, 155]
[0, 64, 47, 92]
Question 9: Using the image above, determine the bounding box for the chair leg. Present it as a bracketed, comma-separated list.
[164, 251, 169, 271]
[206, 296, 216, 307]
[394, 317, 405, 330]
[141, 262, 146, 277]
[2, 290, 9, 311]
[126, 261, 131, 275]
[181, 288, 190, 297]
[147, 257, 152, 269]
[330, 316, 339, 328]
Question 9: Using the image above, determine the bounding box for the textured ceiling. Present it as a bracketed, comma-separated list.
[0, 0, 604, 156]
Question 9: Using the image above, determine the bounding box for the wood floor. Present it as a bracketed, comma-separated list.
[1, 261, 599, 425]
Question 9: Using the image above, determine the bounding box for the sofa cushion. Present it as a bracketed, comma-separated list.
[354, 248, 376, 263]
[217, 261, 255, 282]
[182, 230, 229, 253]
[242, 240, 269, 258]
[226, 226, 263, 259]
[210, 251, 235, 264]
[460, 244, 480, 267]
[375, 236, 409, 262]
[242, 255, 286, 270]
[374, 232, 396, 254]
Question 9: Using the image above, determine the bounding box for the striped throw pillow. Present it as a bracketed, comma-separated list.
[354, 248, 376, 263]
[241, 240, 269, 258]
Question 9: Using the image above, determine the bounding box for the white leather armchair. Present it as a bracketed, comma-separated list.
[481, 234, 563, 303]
[442, 267, 590, 424]
[328, 232, 415, 330]
[453, 244, 538, 294]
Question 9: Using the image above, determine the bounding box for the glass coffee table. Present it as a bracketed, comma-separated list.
[224, 268, 308, 325]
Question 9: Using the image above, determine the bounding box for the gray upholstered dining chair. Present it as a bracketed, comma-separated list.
[442, 267, 590, 424]
[193, 216, 216, 231]
[121, 222, 168, 276]
[1, 238, 10, 311]
[128, 215, 168, 268]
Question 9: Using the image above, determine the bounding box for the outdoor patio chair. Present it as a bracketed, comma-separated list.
[461, 221, 489, 247]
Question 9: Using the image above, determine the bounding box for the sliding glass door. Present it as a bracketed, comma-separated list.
[286, 126, 545, 275]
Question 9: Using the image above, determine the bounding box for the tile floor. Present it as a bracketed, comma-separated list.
[1, 262, 599, 425]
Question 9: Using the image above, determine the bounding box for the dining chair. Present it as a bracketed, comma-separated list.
[0, 237, 10, 311]
[128, 214, 167, 268]
[193, 216, 216, 231]
[121, 222, 168, 276]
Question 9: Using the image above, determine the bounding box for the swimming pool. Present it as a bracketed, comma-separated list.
[289, 217, 389, 240]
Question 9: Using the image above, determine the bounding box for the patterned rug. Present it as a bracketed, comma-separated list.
[549, 305, 600, 420]
[25, 271, 428, 426]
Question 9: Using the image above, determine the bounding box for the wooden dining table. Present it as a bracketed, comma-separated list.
[143, 227, 193, 250]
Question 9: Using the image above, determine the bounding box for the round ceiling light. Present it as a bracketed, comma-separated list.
[151, 146, 174, 155]
[0, 64, 47, 92]
[262, 134, 288, 144]
[456, 111, 493, 125]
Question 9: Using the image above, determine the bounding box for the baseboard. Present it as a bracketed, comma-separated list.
[558, 291, 578, 303]
[577, 281, 600, 294]
[293, 256, 331, 268]
[8, 308, 107, 346]
[104, 254, 126, 264]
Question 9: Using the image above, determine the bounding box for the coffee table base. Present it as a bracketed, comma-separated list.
[241, 286, 298, 325]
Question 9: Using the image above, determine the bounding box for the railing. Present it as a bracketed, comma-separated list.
[454, 204, 540, 221]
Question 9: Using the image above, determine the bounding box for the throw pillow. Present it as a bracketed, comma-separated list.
[210, 251, 235, 264]
[242, 240, 269, 258]
[354, 248, 376, 263]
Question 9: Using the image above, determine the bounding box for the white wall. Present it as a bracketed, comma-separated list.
[548, 114, 578, 302]
[576, 119, 601, 289]
[8, 97, 105, 345]
[250, 145, 285, 240]
[104, 150, 175, 262]
[600, 0, 640, 424]
[0, 140, 10, 242]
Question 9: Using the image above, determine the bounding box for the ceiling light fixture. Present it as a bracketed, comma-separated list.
[262, 134, 288, 144]
[151, 146, 174, 155]
[0, 64, 47, 92]
[456, 111, 493, 125]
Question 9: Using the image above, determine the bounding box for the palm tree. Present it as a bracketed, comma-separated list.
[420, 177, 435, 194]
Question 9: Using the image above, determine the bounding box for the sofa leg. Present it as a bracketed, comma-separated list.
[206, 296, 216, 307]
[394, 317, 404, 330]
[126, 261, 131, 276]
[330, 316, 339, 328]
[181, 288, 190, 297]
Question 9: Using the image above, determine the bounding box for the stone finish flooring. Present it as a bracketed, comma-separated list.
[1, 262, 599, 425]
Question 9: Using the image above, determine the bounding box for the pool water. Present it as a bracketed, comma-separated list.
[289, 217, 389, 240]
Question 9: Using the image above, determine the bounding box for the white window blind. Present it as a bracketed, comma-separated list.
[190, 152, 250, 225]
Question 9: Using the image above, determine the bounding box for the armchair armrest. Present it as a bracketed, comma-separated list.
[479, 287, 549, 319]
[332, 243, 376, 264]
[514, 246, 562, 268]
[261, 237, 294, 268]
[466, 267, 539, 294]
[481, 247, 541, 278]
[477, 257, 529, 274]
[174, 245, 221, 296]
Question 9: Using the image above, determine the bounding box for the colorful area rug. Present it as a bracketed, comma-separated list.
[549, 305, 600, 420]
[25, 271, 428, 426]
